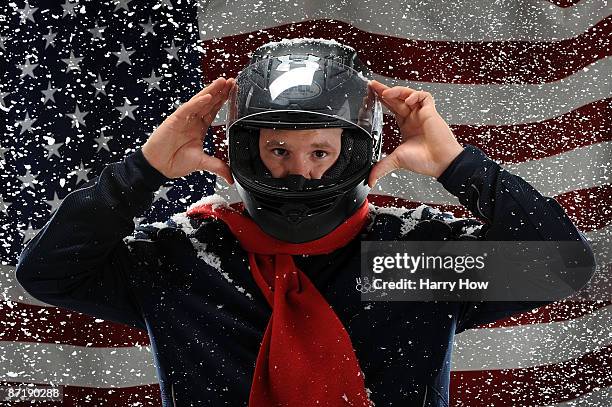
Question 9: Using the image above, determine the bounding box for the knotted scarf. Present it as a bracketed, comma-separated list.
[187, 199, 372, 407]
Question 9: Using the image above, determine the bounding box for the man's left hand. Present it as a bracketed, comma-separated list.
[367, 80, 464, 187]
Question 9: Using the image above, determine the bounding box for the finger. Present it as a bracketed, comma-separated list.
[368, 153, 400, 188]
[208, 78, 234, 106]
[378, 98, 407, 129]
[180, 78, 230, 116]
[369, 79, 389, 95]
[182, 80, 233, 124]
[225, 77, 236, 88]
[230, 78, 239, 94]
[404, 90, 427, 106]
[198, 77, 233, 108]
[382, 86, 417, 100]
[197, 153, 234, 185]
[379, 94, 411, 122]
[200, 93, 228, 124]
[220, 78, 235, 102]
[190, 77, 227, 100]
[176, 93, 216, 119]
[404, 91, 436, 115]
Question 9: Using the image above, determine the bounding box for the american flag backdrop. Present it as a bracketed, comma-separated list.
[1, 0, 611, 406]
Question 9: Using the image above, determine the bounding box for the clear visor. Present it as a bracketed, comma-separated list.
[226, 55, 381, 134]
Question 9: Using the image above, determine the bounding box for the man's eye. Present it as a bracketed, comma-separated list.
[313, 150, 328, 158]
[272, 148, 287, 156]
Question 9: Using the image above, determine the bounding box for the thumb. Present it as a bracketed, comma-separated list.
[368, 153, 400, 188]
[196, 153, 234, 185]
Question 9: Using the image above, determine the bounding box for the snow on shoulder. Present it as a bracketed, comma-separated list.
[124, 194, 254, 300]
[368, 202, 464, 236]
[260, 37, 355, 52]
[186, 193, 231, 212]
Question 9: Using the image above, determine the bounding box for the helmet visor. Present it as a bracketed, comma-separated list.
[226, 54, 381, 135]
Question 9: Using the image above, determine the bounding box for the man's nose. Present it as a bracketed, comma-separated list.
[286, 157, 311, 179]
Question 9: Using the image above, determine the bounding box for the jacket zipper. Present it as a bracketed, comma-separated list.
[171, 382, 177, 407]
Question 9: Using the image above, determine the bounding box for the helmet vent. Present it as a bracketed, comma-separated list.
[255, 194, 338, 219]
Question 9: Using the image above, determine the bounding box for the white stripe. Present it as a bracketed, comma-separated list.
[549, 386, 612, 406]
[372, 57, 612, 126]
[197, 0, 611, 41]
[586, 226, 612, 268]
[0, 341, 159, 387]
[371, 141, 611, 204]
[451, 304, 612, 371]
[2, 266, 50, 308]
[582, 227, 612, 300]
[212, 57, 612, 127]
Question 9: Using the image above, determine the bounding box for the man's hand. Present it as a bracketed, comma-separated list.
[367, 80, 463, 187]
[141, 77, 235, 183]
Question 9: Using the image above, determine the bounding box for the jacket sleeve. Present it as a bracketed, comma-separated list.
[433, 145, 596, 333]
[15, 148, 171, 331]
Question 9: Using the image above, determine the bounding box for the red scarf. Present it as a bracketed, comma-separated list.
[187, 199, 372, 407]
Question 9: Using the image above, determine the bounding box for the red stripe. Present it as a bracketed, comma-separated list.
[368, 192, 611, 233]
[555, 184, 612, 231]
[382, 99, 612, 164]
[199, 17, 611, 85]
[545, 0, 582, 7]
[0, 300, 149, 347]
[0, 382, 161, 406]
[450, 345, 612, 406]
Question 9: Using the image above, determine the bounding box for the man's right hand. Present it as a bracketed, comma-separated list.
[141, 77, 235, 184]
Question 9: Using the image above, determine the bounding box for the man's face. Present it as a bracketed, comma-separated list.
[259, 128, 343, 179]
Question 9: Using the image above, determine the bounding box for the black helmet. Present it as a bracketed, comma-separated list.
[226, 38, 383, 243]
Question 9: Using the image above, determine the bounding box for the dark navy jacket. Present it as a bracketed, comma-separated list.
[15, 145, 595, 407]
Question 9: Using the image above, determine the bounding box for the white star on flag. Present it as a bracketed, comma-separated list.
[115, 99, 138, 121]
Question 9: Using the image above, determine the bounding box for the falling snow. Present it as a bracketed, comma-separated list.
[2, 0, 609, 406]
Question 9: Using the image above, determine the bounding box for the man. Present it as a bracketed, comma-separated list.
[16, 39, 595, 406]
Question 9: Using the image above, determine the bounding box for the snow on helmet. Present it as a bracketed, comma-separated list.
[226, 38, 383, 243]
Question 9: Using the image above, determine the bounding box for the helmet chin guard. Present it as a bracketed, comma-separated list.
[226, 38, 383, 243]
